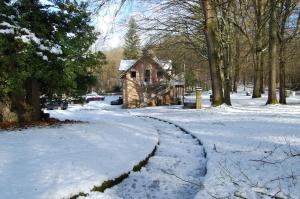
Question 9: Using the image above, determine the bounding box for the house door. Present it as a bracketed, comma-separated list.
[144, 69, 151, 83]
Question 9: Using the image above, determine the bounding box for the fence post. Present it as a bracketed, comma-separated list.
[196, 87, 202, 109]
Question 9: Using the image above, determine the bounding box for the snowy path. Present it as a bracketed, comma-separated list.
[130, 91, 300, 198]
[84, 116, 207, 199]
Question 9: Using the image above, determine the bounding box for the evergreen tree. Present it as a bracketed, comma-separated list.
[123, 17, 140, 59]
[0, 0, 106, 123]
[46, 0, 105, 97]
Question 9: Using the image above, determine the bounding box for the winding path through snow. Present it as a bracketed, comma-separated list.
[84, 116, 207, 199]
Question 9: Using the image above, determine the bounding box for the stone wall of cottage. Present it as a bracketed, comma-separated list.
[123, 63, 143, 108]
[122, 59, 179, 108]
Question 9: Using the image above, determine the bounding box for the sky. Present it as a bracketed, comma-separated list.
[91, 1, 145, 51]
[39, 0, 142, 51]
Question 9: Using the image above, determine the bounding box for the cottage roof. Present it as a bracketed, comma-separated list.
[119, 60, 137, 71]
[158, 60, 173, 71]
[119, 59, 173, 71]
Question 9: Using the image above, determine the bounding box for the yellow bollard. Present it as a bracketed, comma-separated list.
[196, 87, 202, 109]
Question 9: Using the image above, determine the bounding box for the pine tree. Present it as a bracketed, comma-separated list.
[0, 0, 106, 123]
[0, 0, 18, 97]
[52, 0, 106, 97]
[123, 17, 140, 59]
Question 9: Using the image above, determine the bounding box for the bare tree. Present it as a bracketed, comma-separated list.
[93, 0, 300, 106]
[230, 0, 269, 98]
[201, 0, 225, 105]
[278, 0, 300, 104]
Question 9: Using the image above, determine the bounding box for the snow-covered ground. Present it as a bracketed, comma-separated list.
[130, 89, 300, 199]
[1, 90, 300, 199]
[83, 117, 207, 199]
[0, 97, 158, 199]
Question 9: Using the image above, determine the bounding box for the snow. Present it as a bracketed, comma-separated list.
[39, 43, 62, 55]
[49, 44, 63, 55]
[119, 59, 173, 71]
[4, 26, 63, 56]
[0, 97, 158, 199]
[0, 22, 16, 28]
[82, 117, 206, 199]
[119, 60, 137, 71]
[21, 28, 32, 35]
[0, 28, 14, 34]
[1, 88, 300, 199]
[67, 32, 75, 38]
[130, 88, 300, 199]
[17, 30, 41, 45]
[158, 60, 172, 71]
[42, 55, 48, 61]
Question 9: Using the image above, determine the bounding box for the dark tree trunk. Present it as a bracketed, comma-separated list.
[252, 51, 262, 98]
[279, 45, 286, 104]
[228, 43, 233, 93]
[233, 35, 240, 93]
[278, 0, 291, 105]
[7, 61, 26, 123]
[202, 0, 224, 106]
[260, 54, 265, 94]
[10, 92, 26, 124]
[25, 78, 41, 121]
[252, 0, 263, 98]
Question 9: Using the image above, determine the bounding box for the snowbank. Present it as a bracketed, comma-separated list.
[0, 99, 158, 199]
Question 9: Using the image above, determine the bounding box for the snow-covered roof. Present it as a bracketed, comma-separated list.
[119, 59, 173, 71]
[119, 60, 137, 71]
[158, 60, 172, 71]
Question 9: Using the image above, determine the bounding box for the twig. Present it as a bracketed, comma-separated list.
[256, 191, 285, 199]
[160, 169, 203, 188]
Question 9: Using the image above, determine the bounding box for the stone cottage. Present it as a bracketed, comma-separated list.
[119, 51, 184, 108]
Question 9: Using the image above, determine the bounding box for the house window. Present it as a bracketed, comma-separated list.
[157, 70, 163, 79]
[144, 69, 151, 83]
[130, 71, 136, 79]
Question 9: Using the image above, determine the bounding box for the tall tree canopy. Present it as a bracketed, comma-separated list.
[123, 17, 140, 59]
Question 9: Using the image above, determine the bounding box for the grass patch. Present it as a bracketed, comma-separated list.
[90, 141, 159, 193]
[70, 192, 88, 199]
[91, 173, 129, 192]
[133, 143, 158, 172]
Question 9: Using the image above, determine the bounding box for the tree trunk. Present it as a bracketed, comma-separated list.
[279, 44, 286, 104]
[6, 61, 26, 124]
[278, 0, 290, 105]
[260, 53, 265, 94]
[25, 78, 41, 121]
[201, 0, 224, 106]
[266, 0, 278, 104]
[223, 46, 232, 105]
[10, 92, 26, 124]
[228, 43, 233, 93]
[233, 34, 240, 93]
[252, 0, 263, 98]
[252, 51, 262, 98]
